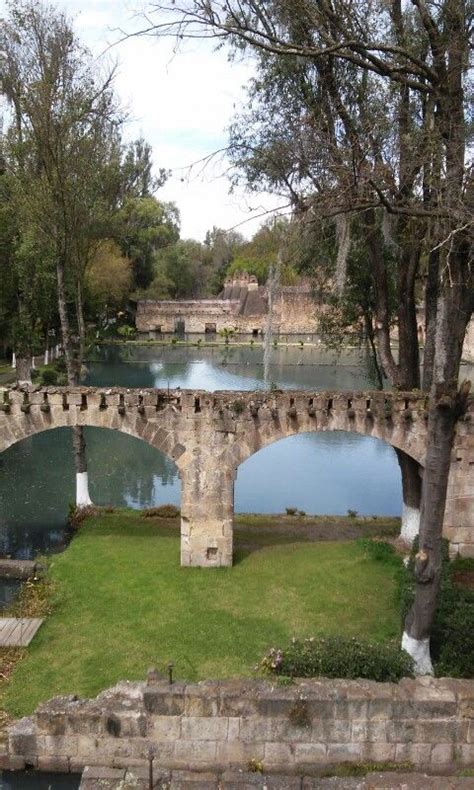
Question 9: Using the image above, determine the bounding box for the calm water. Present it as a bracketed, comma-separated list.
[0, 343, 403, 568]
[0, 773, 80, 789]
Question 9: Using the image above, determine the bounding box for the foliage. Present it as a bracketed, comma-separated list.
[259, 636, 414, 682]
[85, 241, 133, 314]
[116, 325, 137, 339]
[285, 507, 297, 516]
[41, 368, 58, 386]
[116, 196, 179, 290]
[142, 504, 180, 518]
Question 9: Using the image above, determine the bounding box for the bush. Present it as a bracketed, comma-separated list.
[142, 504, 180, 519]
[400, 539, 474, 678]
[285, 507, 297, 516]
[117, 324, 136, 339]
[259, 636, 414, 682]
[54, 357, 67, 373]
[41, 368, 58, 385]
[347, 509, 358, 518]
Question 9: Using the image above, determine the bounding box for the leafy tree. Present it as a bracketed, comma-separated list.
[85, 240, 133, 315]
[115, 196, 180, 289]
[0, 0, 123, 503]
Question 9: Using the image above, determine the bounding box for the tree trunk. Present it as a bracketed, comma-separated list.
[56, 259, 92, 507]
[15, 356, 32, 385]
[403, 272, 472, 672]
[396, 449, 422, 544]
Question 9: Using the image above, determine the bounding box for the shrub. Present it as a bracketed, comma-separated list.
[298, 510, 306, 517]
[54, 356, 67, 372]
[347, 509, 358, 518]
[41, 368, 58, 385]
[400, 539, 474, 678]
[259, 636, 414, 682]
[117, 324, 136, 339]
[285, 507, 297, 516]
[142, 504, 180, 519]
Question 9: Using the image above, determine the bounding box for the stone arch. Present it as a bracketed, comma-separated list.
[0, 394, 186, 469]
[232, 416, 426, 471]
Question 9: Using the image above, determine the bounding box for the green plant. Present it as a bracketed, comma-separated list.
[41, 368, 58, 385]
[232, 400, 245, 415]
[285, 507, 297, 516]
[171, 337, 178, 345]
[259, 636, 414, 682]
[54, 357, 67, 373]
[142, 504, 180, 519]
[247, 759, 264, 774]
[347, 509, 358, 518]
[298, 510, 306, 517]
[116, 324, 137, 339]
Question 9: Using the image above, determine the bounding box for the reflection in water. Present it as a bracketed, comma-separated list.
[0, 344, 402, 572]
[236, 431, 401, 516]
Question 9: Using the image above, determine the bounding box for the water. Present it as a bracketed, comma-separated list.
[0, 772, 80, 789]
[0, 343, 402, 569]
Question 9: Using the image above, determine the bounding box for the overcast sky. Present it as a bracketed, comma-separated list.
[0, 0, 283, 241]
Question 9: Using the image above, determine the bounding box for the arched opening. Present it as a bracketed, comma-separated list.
[235, 430, 403, 518]
[0, 427, 180, 561]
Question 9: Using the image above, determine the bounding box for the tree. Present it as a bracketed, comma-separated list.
[142, 0, 473, 672]
[0, 0, 123, 505]
[85, 240, 133, 316]
[115, 196, 180, 290]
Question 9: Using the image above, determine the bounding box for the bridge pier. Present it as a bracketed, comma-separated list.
[179, 456, 234, 567]
[443, 432, 474, 558]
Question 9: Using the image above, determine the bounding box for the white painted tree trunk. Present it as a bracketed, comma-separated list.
[402, 631, 433, 675]
[44, 347, 49, 365]
[76, 472, 93, 507]
[11, 353, 16, 369]
[400, 504, 421, 544]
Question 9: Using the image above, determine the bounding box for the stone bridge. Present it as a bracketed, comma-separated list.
[0, 386, 472, 565]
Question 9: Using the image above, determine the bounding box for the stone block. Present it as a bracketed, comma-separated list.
[326, 742, 362, 762]
[37, 755, 70, 772]
[148, 716, 182, 742]
[181, 716, 229, 741]
[173, 739, 217, 764]
[311, 718, 351, 743]
[359, 742, 396, 762]
[394, 741, 432, 766]
[40, 734, 79, 756]
[294, 742, 327, 764]
[0, 754, 26, 770]
[81, 765, 126, 780]
[430, 742, 454, 765]
[184, 692, 219, 717]
[264, 742, 295, 764]
[143, 684, 185, 716]
[169, 769, 220, 789]
[458, 744, 474, 764]
[351, 719, 387, 742]
[215, 741, 264, 766]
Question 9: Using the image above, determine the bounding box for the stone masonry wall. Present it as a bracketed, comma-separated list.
[5, 677, 474, 775]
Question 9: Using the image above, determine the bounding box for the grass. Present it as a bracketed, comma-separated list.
[1, 511, 402, 719]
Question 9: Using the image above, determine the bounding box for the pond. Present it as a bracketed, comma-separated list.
[0, 343, 404, 571]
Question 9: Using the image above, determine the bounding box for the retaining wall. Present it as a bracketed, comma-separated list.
[4, 676, 474, 775]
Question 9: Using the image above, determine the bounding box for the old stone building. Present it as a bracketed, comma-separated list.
[136, 272, 317, 336]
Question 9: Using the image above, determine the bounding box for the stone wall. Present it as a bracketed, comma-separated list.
[136, 299, 242, 334]
[5, 677, 474, 775]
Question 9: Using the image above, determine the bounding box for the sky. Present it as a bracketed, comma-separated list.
[0, 0, 283, 241]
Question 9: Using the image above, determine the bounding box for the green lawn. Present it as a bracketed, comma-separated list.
[3, 512, 402, 717]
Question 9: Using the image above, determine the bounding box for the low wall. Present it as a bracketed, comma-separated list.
[4, 676, 474, 775]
